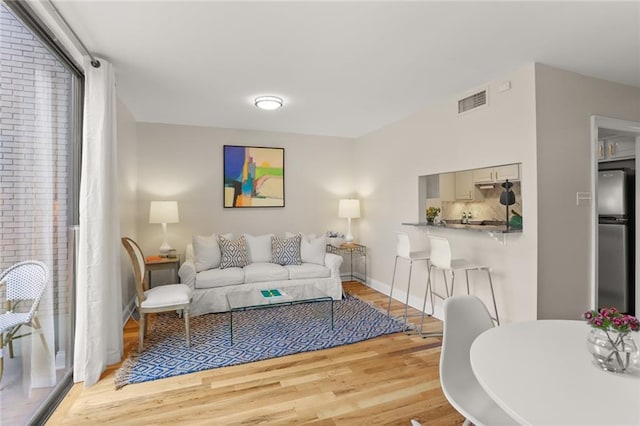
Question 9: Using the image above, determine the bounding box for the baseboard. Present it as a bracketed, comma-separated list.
[366, 276, 444, 321]
[122, 295, 136, 327]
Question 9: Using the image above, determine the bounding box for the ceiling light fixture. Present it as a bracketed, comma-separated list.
[254, 96, 283, 110]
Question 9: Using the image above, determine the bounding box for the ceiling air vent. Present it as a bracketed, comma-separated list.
[458, 89, 487, 114]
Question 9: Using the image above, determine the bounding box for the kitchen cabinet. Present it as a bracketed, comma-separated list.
[455, 170, 483, 200]
[599, 139, 636, 162]
[424, 172, 455, 201]
[472, 167, 493, 183]
[472, 164, 520, 183]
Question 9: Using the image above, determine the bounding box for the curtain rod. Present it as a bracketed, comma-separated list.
[46, 0, 100, 68]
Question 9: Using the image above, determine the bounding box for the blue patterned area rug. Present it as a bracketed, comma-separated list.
[115, 294, 406, 389]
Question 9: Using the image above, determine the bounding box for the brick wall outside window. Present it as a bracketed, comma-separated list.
[0, 4, 72, 319]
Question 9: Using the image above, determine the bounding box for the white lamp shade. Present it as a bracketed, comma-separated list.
[338, 199, 361, 219]
[149, 201, 179, 224]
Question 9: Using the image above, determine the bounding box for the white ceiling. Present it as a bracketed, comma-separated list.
[53, 1, 640, 138]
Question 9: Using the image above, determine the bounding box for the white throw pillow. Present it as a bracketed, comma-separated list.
[243, 234, 274, 263]
[301, 236, 326, 265]
[285, 232, 325, 265]
[192, 233, 232, 272]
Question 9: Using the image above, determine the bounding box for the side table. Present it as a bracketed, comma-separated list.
[144, 256, 180, 287]
[326, 242, 367, 284]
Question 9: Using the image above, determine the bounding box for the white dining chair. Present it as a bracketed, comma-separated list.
[0, 260, 49, 383]
[122, 237, 193, 352]
[420, 236, 499, 333]
[440, 295, 517, 426]
[386, 233, 429, 330]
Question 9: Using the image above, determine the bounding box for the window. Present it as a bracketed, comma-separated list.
[1, 1, 82, 423]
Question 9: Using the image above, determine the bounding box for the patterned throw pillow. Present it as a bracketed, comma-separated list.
[271, 235, 302, 266]
[218, 235, 249, 269]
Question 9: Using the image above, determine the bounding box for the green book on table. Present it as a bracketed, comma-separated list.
[261, 289, 282, 298]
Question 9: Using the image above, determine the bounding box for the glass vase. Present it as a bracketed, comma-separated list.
[586, 328, 638, 373]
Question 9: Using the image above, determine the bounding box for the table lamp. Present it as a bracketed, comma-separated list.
[149, 201, 179, 254]
[338, 199, 360, 243]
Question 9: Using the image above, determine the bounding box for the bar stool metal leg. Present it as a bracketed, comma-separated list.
[465, 269, 471, 294]
[386, 255, 400, 316]
[485, 267, 500, 325]
[403, 259, 414, 329]
[419, 263, 443, 338]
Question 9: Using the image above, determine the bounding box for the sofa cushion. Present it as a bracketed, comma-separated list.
[285, 263, 332, 280]
[271, 234, 302, 265]
[244, 234, 273, 263]
[193, 233, 232, 272]
[195, 267, 244, 289]
[218, 235, 249, 269]
[244, 262, 289, 284]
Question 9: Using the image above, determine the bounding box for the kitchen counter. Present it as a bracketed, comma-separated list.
[402, 221, 522, 234]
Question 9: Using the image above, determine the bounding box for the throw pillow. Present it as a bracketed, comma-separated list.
[192, 233, 232, 272]
[285, 232, 326, 265]
[301, 236, 326, 265]
[271, 234, 302, 265]
[243, 234, 273, 263]
[218, 235, 249, 269]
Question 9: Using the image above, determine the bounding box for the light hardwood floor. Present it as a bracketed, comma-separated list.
[46, 282, 462, 425]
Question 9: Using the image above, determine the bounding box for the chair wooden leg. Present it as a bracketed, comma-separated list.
[8, 336, 14, 359]
[7, 326, 17, 359]
[139, 312, 145, 352]
[32, 316, 50, 355]
[184, 307, 191, 348]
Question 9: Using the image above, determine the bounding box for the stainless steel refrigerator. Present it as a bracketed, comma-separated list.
[598, 170, 632, 312]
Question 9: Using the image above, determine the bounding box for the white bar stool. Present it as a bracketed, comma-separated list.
[386, 233, 429, 330]
[420, 236, 500, 332]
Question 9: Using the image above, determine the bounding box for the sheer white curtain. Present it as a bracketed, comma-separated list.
[73, 58, 123, 386]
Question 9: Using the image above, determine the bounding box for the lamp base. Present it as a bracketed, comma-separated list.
[158, 242, 172, 255]
[345, 234, 355, 243]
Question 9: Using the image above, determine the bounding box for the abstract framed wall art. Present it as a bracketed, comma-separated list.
[223, 145, 285, 208]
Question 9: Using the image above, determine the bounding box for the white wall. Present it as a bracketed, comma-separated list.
[535, 64, 640, 320]
[135, 123, 355, 258]
[117, 98, 138, 321]
[353, 64, 539, 323]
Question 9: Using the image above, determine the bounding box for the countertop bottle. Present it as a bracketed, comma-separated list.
[462, 212, 467, 224]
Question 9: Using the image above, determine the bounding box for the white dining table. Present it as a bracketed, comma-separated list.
[470, 320, 640, 426]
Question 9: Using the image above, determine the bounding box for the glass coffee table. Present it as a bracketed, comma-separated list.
[226, 285, 334, 344]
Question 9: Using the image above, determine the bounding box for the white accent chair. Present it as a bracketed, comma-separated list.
[122, 237, 193, 352]
[0, 260, 49, 383]
[386, 233, 429, 330]
[420, 236, 499, 333]
[440, 295, 517, 426]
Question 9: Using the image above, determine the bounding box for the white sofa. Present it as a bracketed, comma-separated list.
[178, 233, 344, 316]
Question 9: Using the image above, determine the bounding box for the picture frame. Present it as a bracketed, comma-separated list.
[223, 145, 285, 208]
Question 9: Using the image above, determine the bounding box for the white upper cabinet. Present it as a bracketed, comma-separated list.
[472, 164, 520, 183]
[456, 170, 483, 200]
[472, 167, 494, 183]
[599, 139, 636, 162]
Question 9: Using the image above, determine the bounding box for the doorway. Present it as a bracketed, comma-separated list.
[591, 116, 640, 316]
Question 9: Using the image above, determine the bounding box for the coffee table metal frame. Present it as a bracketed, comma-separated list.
[226, 285, 334, 344]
